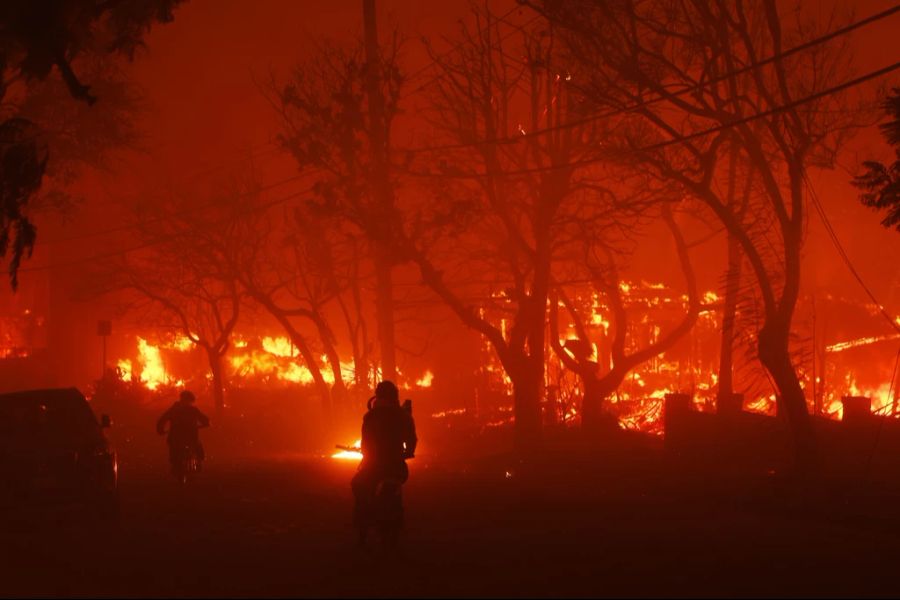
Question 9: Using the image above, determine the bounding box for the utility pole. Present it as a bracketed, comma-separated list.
[97, 319, 112, 379]
[362, 0, 398, 382]
[811, 294, 818, 415]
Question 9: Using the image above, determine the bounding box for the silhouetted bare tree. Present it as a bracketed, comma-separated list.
[265, 21, 405, 383]
[91, 188, 244, 412]
[229, 202, 360, 419]
[406, 7, 612, 453]
[549, 204, 699, 431]
[534, 0, 865, 471]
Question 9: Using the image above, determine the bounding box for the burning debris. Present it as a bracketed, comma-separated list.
[92, 273, 900, 440]
[332, 439, 362, 461]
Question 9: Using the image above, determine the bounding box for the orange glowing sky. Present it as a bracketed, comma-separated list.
[23, 0, 900, 318]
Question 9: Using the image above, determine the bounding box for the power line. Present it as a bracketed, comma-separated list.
[804, 172, 900, 334]
[24, 6, 532, 268]
[404, 4, 541, 96]
[404, 4, 520, 81]
[57, 6, 530, 246]
[398, 3, 900, 156]
[405, 59, 900, 179]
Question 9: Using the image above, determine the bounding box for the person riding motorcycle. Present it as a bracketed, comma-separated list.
[156, 390, 209, 472]
[351, 380, 417, 542]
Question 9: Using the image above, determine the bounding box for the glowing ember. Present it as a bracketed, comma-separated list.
[745, 395, 776, 415]
[432, 408, 467, 418]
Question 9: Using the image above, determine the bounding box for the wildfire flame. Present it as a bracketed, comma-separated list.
[107, 276, 898, 435]
[826, 333, 900, 353]
[261, 336, 295, 357]
[416, 370, 434, 388]
[136, 337, 183, 389]
[332, 439, 362, 461]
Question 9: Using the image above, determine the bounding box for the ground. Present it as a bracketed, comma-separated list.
[3, 438, 900, 598]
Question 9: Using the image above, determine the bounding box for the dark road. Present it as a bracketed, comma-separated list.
[4, 445, 900, 598]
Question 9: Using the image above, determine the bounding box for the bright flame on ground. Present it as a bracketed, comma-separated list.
[262, 336, 295, 357]
[171, 335, 194, 351]
[229, 350, 315, 384]
[848, 380, 894, 416]
[332, 439, 362, 461]
[138, 337, 168, 390]
[117, 359, 133, 381]
[416, 370, 434, 388]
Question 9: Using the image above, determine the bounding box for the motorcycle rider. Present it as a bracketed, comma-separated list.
[156, 390, 209, 473]
[351, 380, 417, 543]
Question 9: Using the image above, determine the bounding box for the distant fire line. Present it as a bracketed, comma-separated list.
[825, 333, 900, 353]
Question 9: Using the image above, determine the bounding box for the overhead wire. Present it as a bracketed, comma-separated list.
[397, 3, 900, 156]
[804, 172, 900, 334]
[404, 60, 900, 178]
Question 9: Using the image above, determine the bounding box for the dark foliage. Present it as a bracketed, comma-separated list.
[0, 118, 46, 289]
[0, 0, 184, 287]
[854, 88, 900, 230]
[0, 0, 184, 104]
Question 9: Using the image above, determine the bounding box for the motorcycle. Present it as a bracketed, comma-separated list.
[344, 398, 414, 547]
[170, 441, 202, 486]
[159, 423, 207, 486]
[369, 474, 405, 547]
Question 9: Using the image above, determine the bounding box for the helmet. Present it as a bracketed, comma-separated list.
[374, 380, 399, 406]
[179, 390, 196, 404]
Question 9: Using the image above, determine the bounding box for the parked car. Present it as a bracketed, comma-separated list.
[0, 387, 118, 517]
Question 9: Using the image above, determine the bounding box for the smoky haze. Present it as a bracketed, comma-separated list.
[3, 1, 900, 597]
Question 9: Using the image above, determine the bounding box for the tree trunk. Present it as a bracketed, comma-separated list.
[717, 230, 741, 408]
[510, 360, 543, 455]
[815, 310, 828, 416]
[580, 374, 605, 431]
[289, 332, 332, 419]
[514, 222, 552, 451]
[275, 314, 332, 418]
[323, 339, 348, 413]
[758, 318, 815, 472]
[246, 289, 333, 418]
[765, 179, 815, 472]
[373, 249, 397, 382]
[308, 308, 349, 414]
[581, 368, 630, 433]
[363, 0, 398, 384]
[336, 292, 368, 390]
[717, 146, 752, 411]
[206, 347, 225, 413]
